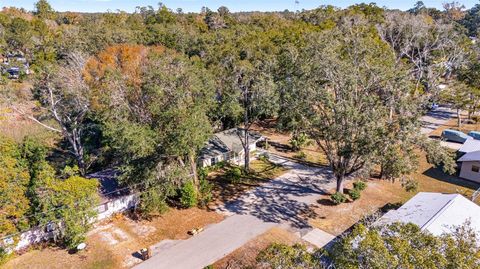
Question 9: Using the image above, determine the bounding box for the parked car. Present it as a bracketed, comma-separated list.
[441, 129, 472, 143]
[468, 131, 480, 140]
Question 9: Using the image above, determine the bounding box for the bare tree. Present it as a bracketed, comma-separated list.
[31, 52, 91, 175]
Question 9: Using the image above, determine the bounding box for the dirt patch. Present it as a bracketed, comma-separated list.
[213, 227, 302, 269]
[4, 208, 224, 269]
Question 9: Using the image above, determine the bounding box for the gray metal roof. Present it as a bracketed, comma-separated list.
[375, 192, 480, 236]
[458, 150, 480, 162]
[459, 138, 480, 153]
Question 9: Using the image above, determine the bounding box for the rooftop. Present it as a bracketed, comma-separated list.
[459, 138, 480, 154]
[375, 192, 480, 236]
[199, 128, 263, 160]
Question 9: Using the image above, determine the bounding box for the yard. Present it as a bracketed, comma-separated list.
[208, 158, 288, 208]
[3, 208, 224, 269]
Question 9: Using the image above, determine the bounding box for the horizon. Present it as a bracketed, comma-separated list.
[0, 0, 478, 13]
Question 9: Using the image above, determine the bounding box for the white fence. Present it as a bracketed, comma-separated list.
[1, 193, 140, 252]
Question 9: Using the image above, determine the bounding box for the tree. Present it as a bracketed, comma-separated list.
[330, 222, 480, 269]
[292, 20, 415, 193]
[440, 82, 473, 127]
[32, 52, 91, 175]
[84, 45, 214, 212]
[0, 136, 30, 236]
[34, 0, 55, 20]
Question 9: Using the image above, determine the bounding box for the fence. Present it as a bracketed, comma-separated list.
[1, 193, 140, 252]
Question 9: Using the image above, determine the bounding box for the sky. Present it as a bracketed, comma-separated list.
[0, 0, 479, 13]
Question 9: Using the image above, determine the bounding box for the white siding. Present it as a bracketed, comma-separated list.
[460, 161, 480, 183]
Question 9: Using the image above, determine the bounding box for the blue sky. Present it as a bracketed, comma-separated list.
[1, 0, 479, 13]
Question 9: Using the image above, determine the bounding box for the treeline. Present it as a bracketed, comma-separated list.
[0, 0, 480, 249]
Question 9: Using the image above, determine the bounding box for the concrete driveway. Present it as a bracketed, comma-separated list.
[420, 107, 464, 150]
[134, 154, 335, 269]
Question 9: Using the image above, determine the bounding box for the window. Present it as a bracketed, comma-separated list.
[472, 165, 480, 173]
[211, 157, 217, 165]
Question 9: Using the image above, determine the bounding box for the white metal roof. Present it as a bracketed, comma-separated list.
[459, 138, 480, 153]
[458, 150, 480, 162]
[376, 192, 480, 236]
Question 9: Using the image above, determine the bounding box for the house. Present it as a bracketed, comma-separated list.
[198, 128, 264, 167]
[375, 192, 480, 236]
[457, 139, 480, 183]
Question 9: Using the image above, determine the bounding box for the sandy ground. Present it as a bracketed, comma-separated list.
[4, 208, 224, 269]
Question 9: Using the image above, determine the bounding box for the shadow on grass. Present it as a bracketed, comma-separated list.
[423, 167, 480, 191]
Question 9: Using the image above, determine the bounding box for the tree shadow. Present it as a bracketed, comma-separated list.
[217, 166, 334, 229]
[423, 167, 480, 191]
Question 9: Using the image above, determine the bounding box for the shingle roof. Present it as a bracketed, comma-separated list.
[375, 192, 480, 236]
[199, 128, 263, 160]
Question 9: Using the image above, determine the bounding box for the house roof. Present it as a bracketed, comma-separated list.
[87, 169, 129, 202]
[375, 192, 480, 236]
[459, 138, 480, 154]
[199, 128, 263, 160]
[458, 150, 480, 162]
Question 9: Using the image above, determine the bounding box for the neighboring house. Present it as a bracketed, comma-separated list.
[198, 128, 264, 167]
[457, 139, 480, 183]
[375, 192, 480, 236]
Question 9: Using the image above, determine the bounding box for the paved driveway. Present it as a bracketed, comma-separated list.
[420, 107, 464, 150]
[134, 154, 335, 269]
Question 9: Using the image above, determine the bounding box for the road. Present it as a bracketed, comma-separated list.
[134, 154, 336, 269]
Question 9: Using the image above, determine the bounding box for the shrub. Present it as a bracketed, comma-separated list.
[353, 181, 367, 191]
[289, 133, 310, 151]
[180, 181, 198, 208]
[293, 151, 307, 160]
[348, 188, 361, 200]
[258, 153, 270, 162]
[0, 247, 10, 265]
[227, 167, 243, 183]
[402, 178, 418, 193]
[198, 177, 213, 207]
[256, 243, 320, 269]
[331, 192, 347, 205]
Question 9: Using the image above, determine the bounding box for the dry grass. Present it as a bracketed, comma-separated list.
[310, 151, 480, 236]
[213, 227, 302, 269]
[250, 120, 329, 166]
[4, 208, 224, 269]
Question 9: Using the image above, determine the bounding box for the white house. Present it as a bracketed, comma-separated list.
[458, 139, 480, 183]
[198, 128, 264, 167]
[375, 192, 480, 236]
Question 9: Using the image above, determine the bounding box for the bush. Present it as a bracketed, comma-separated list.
[198, 177, 213, 207]
[289, 133, 310, 151]
[353, 181, 367, 191]
[258, 153, 270, 162]
[256, 243, 320, 269]
[0, 247, 10, 265]
[180, 181, 198, 208]
[402, 178, 418, 193]
[293, 151, 307, 160]
[331, 192, 347, 205]
[227, 167, 243, 183]
[348, 188, 361, 200]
